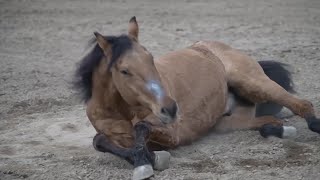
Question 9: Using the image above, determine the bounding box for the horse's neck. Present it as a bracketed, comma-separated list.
[91, 62, 133, 120]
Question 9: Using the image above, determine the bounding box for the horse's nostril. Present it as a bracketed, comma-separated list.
[161, 107, 168, 115]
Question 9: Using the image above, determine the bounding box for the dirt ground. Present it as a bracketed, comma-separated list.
[1, 0, 320, 179]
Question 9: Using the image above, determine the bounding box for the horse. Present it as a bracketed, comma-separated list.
[73, 16, 320, 180]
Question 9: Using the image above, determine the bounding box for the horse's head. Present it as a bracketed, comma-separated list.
[94, 17, 177, 124]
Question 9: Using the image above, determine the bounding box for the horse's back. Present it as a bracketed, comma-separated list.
[155, 46, 228, 143]
[194, 41, 266, 79]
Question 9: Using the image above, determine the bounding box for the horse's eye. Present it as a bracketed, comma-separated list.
[120, 69, 130, 75]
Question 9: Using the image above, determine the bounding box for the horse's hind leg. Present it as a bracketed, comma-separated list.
[215, 115, 297, 138]
[197, 41, 319, 134]
[229, 72, 320, 134]
[214, 101, 297, 138]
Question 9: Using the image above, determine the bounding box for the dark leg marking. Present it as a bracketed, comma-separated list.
[132, 121, 155, 168]
[93, 133, 133, 164]
[92, 121, 155, 167]
[259, 124, 284, 138]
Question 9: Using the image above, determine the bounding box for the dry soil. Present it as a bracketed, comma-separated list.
[1, 0, 320, 179]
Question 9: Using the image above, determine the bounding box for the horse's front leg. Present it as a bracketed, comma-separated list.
[132, 121, 174, 180]
[131, 121, 156, 180]
[93, 120, 171, 180]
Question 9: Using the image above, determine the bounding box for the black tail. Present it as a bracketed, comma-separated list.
[255, 60, 295, 117]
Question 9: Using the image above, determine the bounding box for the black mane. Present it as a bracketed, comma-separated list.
[73, 34, 133, 103]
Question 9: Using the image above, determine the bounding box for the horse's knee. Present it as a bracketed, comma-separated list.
[168, 135, 179, 147]
[149, 127, 180, 148]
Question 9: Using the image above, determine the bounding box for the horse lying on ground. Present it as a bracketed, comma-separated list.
[73, 16, 320, 180]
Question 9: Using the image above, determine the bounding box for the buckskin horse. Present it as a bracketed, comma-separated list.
[73, 17, 320, 180]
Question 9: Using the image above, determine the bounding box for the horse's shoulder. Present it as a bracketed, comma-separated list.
[86, 98, 119, 120]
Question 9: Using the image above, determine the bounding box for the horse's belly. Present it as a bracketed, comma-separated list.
[156, 48, 228, 144]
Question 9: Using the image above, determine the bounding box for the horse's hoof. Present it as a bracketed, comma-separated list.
[154, 151, 171, 171]
[132, 164, 154, 180]
[307, 117, 320, 134]
[282, 126, 297, 138]
[92, 133, 107, 152]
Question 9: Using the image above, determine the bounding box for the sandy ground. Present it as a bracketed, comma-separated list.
[1, 0, 320, 179]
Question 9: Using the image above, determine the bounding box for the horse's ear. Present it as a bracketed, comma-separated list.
[94, 31, 110, 51]
[128, 16, 139, 40]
